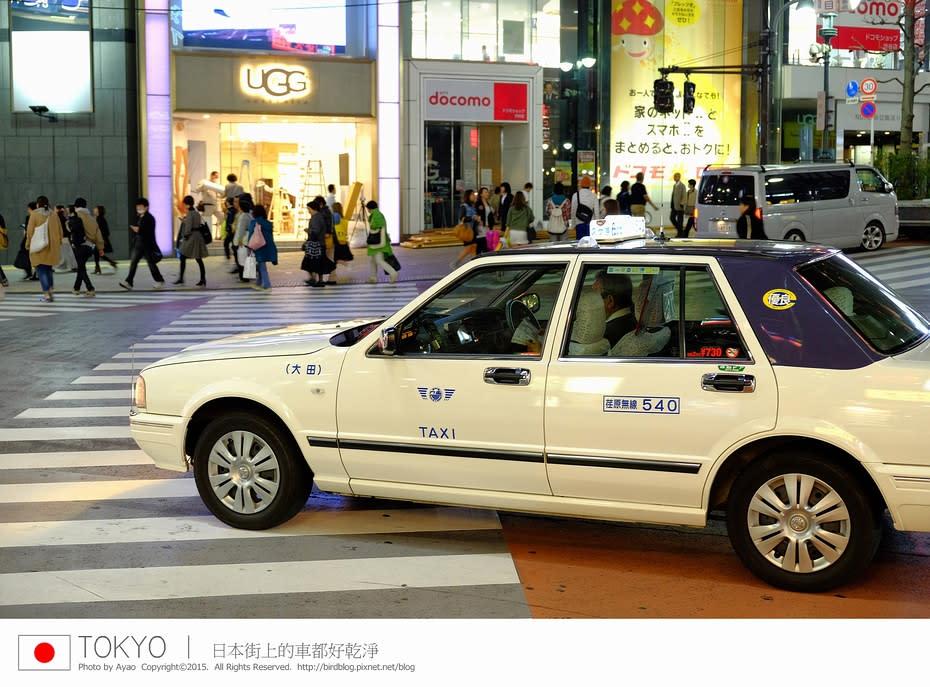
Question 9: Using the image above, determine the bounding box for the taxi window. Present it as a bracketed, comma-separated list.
[564, 264, 750, 360]
[393, 263, 567, 357]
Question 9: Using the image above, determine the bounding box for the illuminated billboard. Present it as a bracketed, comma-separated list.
[171, 0, 347, 55]
[609, 0, 742, 205]
[9, 0, 93, 113]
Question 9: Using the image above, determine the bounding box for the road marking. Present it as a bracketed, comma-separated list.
[71, 376, 134, 385]
[0, 508, 502, 547]
[0, 554, 519, 606]
[46, 390, 132, 400]
[0, 426, 133, 441]
[0, 450, 152, 470]
[0, 478, 196, 503]
[16, 406, 130, 419]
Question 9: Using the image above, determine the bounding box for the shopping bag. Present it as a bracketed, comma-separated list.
[243, 254, 257, 279]
[29, 220, 49, 253]
[384, 253, 401, 272]
[486, 228, 501, 251]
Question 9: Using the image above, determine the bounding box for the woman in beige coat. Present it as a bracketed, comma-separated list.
[26, 195, 64, 302]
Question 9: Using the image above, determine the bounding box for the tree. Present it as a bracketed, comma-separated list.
[900, 0, 920, 152]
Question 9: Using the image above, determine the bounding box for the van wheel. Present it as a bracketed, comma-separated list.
[726, 450, 882, 592]
[861, 223, 885, 251]
[783, 229, 806, 242]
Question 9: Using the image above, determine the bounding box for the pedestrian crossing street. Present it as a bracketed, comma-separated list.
[0, 290, 210, 322]
[848, 244, 930, 291]
[0, 284, 530, 618]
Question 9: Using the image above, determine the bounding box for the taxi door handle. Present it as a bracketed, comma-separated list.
[701, 373, 755, 393]
[484, 367, 531, 386]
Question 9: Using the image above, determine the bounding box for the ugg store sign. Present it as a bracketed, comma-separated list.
[239, 64, 312, 103]
[424, 79, 527, 122]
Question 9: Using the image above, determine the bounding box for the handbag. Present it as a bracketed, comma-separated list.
[454, 222, 474, 243]
[485, 228, 501, 251]
[384, 253, 401, 272]
[366, 227, 382, 245]
[29, 220, 49, 253]
[150, 245, 163, 263]
[0, 226, 8, 250]
[575, 198, 594, 223]
[242, 254, 257, 279]
[248, 226, 266, 250]
[199, 223, 213, 245]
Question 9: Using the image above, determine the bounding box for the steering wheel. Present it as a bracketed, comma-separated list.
[506, 298, 540, 333]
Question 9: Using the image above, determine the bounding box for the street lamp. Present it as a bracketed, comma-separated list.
[818, 12, 838, 160]
[761, 0, 815, 163]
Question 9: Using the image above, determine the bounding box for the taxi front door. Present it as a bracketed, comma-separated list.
[334, 261, 569, 498]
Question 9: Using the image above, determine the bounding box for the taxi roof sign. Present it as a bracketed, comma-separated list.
[589, 215, 650, 243]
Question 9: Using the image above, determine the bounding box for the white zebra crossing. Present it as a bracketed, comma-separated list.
[850, 245, 930, 290]
[0, 284, 526, 618]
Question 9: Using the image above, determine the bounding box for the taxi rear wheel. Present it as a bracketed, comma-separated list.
[192, 412, 312, 530]
[861, 222, 885, 251]
[726, 451, 881, 592]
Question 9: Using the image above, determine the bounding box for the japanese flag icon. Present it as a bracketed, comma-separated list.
[18, 635, 71, 671]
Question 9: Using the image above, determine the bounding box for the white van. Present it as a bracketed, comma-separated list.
[695, 162, 898, 251]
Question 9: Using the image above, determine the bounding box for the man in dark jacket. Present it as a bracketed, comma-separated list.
[119, 197, 165, 290]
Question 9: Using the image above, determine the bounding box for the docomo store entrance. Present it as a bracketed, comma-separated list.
[404, 61, 543, 234]
[173, 54, 376, 238]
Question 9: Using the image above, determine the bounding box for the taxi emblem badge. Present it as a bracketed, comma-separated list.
[762, 288, 797, 310]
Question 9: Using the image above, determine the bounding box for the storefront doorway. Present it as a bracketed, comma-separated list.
[176, 114, 376, 237]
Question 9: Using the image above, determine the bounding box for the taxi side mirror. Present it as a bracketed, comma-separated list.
[380, 326, 398, 355]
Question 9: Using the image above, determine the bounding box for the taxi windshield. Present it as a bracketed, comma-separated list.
[798, 254, 930, 355]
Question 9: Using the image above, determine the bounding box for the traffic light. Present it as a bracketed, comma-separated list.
[683, 80, 696, 114]
[653, 78, 674, 114]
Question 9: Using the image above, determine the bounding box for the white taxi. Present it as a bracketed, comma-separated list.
[131, 232, 930, 592]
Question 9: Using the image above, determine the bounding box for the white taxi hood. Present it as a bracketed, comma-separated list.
[139, 318, 380, 367]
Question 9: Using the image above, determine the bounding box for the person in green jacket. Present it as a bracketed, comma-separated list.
[504, 191, 535, 246]
[365, 200, 398, 283]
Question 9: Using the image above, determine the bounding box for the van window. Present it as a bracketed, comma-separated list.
[698, 174, 753, 206]
[856, 168, 886, 193]
[765, 174, 811, 205]
[808, 171, 850, 200]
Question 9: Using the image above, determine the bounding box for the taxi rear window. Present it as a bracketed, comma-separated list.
[798, 255, 930, 355]
[698, 173, 754, 206]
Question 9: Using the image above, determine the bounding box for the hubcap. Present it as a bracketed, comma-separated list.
[207, 430, 281, 514]
[746, 472, 851, 574]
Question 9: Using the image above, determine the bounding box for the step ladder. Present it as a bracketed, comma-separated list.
[297, 160, 325, 236]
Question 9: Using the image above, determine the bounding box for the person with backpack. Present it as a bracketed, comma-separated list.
[545, 181, 571, 241]
[71, 198, 104, 296]
[571, 176, 598, 240]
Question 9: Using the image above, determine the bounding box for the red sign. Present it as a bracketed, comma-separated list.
[493, 83, 528, 121]
[860, 101, 876, 119]
[818, 25, 900, 52]
[860, 77, 877, 95]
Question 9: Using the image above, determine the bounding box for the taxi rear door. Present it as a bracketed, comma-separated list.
[543, 256, 778, 513]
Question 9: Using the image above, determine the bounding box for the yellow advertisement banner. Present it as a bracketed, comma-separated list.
[610, 0, 743, 206]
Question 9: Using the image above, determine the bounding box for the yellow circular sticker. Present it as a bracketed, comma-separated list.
[763, 289, 797, 310]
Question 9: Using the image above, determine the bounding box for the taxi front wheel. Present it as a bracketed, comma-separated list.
[192, 412, 312, 530]
[726, 451, 882, 592]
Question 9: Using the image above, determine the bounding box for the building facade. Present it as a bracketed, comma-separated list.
[0, 0, 927, 265]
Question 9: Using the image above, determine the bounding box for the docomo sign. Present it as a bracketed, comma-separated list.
[424, 79, 528, 122]
[849, 1, 899, 17]
[239, 63, 312, 103]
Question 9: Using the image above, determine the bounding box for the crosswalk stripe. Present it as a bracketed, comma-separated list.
[111, 352, 171, 359]
[0, 554, 519, 606]
[16, 406, 129, 419]
[0, 450, 152, 470]
[94, 363, 145, 371]
[0, 426, 132, 441]
[0, 508, 501, 548]
[71, 376, 134, 384]
[46, 390, 133, 400]
[0, 478, 195, 503]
